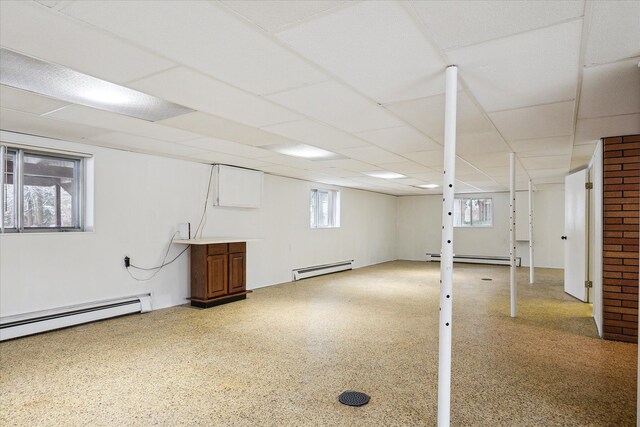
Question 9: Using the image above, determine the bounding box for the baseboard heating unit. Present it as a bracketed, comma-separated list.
[292, 260, 354, 281]
[0, 294, 152, 341]
[426, 253, 521, 267]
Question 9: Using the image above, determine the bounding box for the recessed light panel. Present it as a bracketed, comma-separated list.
[414, 183, 439, 189]
[364, 171, 406, 179]
[0, 48, 193, 122]
[262, 143, 346, 160]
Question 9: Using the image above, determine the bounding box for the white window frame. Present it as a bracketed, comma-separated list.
[1, 143, 86, 233]
[310, 188, 340, 229]
[453, 197, 493, 228]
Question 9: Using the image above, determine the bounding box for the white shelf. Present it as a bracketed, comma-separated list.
[174, 237, 261, 245]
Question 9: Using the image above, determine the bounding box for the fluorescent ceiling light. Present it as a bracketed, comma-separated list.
[0, 48, 194, 122]
[262, 143, 345, 160]
[414, 183, 439, 189]
[364, 171, 406, 179]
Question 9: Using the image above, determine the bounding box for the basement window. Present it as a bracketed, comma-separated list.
[454, 198, 493, 228]
[1, 144, 86, 233]
[310, 188, 340, 228]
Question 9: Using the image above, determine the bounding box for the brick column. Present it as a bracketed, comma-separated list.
[602, 135, 639, 343]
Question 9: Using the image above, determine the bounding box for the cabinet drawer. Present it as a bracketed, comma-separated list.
[228, 242, 246, 253]
[208, 243, 228, 255]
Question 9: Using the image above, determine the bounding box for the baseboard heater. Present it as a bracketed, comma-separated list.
[0, 294, 152, 341]
[426, 253, 521, 267]
[292, 260, 354, 281]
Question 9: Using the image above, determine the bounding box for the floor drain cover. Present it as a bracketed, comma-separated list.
[338, 391, 370, 407]
[481, 278, 493, 281]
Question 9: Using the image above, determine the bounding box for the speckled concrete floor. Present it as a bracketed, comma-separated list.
[1, 261, 636, 426]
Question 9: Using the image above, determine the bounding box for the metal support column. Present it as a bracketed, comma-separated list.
[510, 153, 517, 317]
[529, 180, 534, 284]
[438, 65, 457, 427]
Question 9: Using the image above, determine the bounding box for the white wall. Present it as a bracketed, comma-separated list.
[396, 190, 565, 269]
[0, 132, 397, 317]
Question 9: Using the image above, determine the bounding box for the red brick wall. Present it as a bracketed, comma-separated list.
[602, 135, 639, 343]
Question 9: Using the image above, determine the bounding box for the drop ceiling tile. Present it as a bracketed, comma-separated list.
[479, 165, 512, 176]
[35, 0, 63, 7]
[574, 114, 640, 145]
[130, 67, 299, 128]
[259, 154, 323, 170]
[463, 151, 511, 168]
[88, 132, 208, 157]
[44, 105, 200, 142]
[409, 171, 443, 181]
[527, 167, 569, 178]
[571, 143, 597, 160]
[584, 1, 640, 66]
[448, 21, 582, 112]
[453, 159, 486, 177]
[337, 146, 407, 165]
[0, 107, 108, 140]
[317, 167, 363, 178]
[520, 155, 570, 170]
[510, 136, 573, 157]
[410, 0, 584, 50]
[60, 0, 327, 95]
[178, 137, 273, 159]
[393, 177, 424, 186]
[316, 158, 377, 172]
[0, 1, 175, 84]
[159, 112, 300, 147]
[0, 85, 68, 115]
[376, 161, 433, 175]
[260, 119, 366, 151]
[276, 1, 446, 103]
[489, 101, 575, 141]
[267, 80, 403, 133]
[406, 149, 444, 167]
[222, 1, 348, 32]
[356, 126, 441, 154]
[193, 152, 273, 169]
[578, 57, 640, 119]
[456, 131, 509, 155]
[384, 92, 494, 140]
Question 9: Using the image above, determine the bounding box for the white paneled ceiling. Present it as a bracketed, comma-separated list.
[578, 57, 640, 119]
[130, 67, 300, 128]
[275, 1, 446, 104]
[0, 1, 175, 84]
[409, 0, 584, 50]
[447, 21, 582, 112]
[222, 1, 349, 33]
[583, 1, 640, 66]
[489, 101, 575, 142]
[0, 0, 638, 196]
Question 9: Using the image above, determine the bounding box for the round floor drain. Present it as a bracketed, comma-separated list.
[338, 391, 370, 407]
[481, 278, 493, 281]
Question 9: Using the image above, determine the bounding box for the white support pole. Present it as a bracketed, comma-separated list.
[438, 65, 457, 427]
[528, 179, 534, 284]
[510, 153, 517, 318]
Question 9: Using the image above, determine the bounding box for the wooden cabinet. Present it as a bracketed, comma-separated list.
[189, 242, 248, 308]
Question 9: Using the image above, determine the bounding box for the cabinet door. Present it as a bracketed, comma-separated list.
[228, 252, 246, 294]
[207, 254, 228, 298]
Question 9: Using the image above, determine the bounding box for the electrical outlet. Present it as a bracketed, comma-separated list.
[124, 256, 130, 268]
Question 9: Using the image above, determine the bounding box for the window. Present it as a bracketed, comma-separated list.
[454, 197, 493, 227]
[1, 144, 85, 232]
[310, 189, 340, 228]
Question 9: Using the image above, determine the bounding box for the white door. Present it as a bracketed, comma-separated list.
[564, 169, 588, 301]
